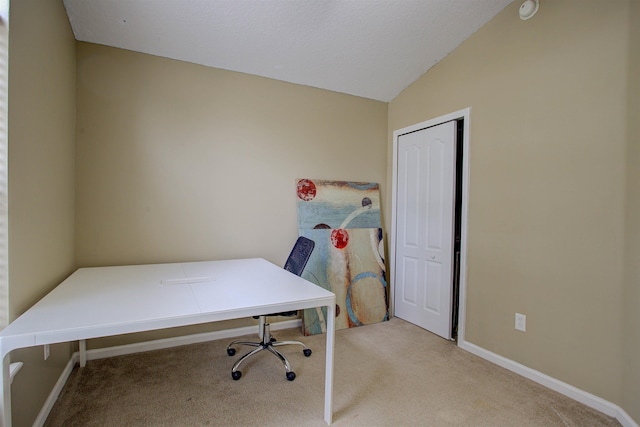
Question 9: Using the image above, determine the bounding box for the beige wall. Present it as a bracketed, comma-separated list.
[389, 0, 631, 415]
[74, 43, 388, 345]
[623, 0, 640, 422]
[8, 1, 76, 426]
[75, 44, 388, 268]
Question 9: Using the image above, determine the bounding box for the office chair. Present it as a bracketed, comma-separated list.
[226, 236, 315, 381]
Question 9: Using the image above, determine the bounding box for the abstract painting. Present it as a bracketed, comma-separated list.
[296, 179, 388, 335]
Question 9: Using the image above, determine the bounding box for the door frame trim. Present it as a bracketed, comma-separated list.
[390, 107, 470, 343]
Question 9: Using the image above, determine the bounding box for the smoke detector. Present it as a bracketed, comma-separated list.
[519, 0, 539, 20]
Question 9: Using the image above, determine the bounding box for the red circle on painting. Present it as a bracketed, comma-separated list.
[331, 229, 349, 249]
[297, 179, 317, 201]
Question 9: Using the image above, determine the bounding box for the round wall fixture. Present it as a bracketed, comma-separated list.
[519, 0, 539, 20]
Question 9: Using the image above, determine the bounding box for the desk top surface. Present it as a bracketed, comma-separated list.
[0, 258, 335, 354]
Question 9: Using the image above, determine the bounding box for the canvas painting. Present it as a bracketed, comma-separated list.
[295, 179, 388, 335]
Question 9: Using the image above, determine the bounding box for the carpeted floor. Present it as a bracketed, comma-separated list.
[44, 318, 620, 426]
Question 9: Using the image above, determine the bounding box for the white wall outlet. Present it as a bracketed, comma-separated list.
[515, 313, 526, 332]
[44, 344, 50, 360]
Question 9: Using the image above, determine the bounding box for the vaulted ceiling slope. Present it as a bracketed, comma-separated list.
[63, 0, 513, 102]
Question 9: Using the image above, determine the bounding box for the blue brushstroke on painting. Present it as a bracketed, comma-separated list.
[297, 205, 381, 229]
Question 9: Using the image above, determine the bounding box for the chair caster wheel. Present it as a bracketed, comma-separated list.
[227, 348, 236, 356]
[286, 371, 296, 381]
[232, 371, 242, 381]
[303, 348, 312, 357]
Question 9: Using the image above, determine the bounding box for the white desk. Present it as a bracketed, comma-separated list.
[0, 258, 336, 426]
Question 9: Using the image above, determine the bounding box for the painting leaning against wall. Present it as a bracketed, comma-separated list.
[295, 179, 388, 335]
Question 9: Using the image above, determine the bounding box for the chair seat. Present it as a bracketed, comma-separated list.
[273, 310, 297, 317]
[252, 310, 297, 319]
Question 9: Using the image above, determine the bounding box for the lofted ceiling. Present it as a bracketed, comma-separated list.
[63, 0, 514, 102]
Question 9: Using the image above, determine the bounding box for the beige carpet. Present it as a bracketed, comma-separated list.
[45, 318, 619, 426]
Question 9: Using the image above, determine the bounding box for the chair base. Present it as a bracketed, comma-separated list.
[226, 321, 311, 381]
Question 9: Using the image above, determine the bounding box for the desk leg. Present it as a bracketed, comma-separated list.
[0, 352, 11, 427]
[324, 303, 335, 425]
[79, 340, 87, 367]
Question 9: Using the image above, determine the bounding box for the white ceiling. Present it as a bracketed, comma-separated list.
[63, 0, 514, 102]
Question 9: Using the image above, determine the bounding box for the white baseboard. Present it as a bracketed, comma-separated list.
[82, 320, 299, 362]
[458, 339, 638, 427]
[33, 319, 301, 427]
[32, 355, 77, 427]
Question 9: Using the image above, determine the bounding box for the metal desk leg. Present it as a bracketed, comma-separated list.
[324, 302, 335, 425]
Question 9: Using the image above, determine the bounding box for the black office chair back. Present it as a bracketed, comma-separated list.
[264, 237, 315, 319]
[284, 236, 315, 277]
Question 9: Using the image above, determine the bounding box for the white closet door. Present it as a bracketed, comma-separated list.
[394, 121, 456, 339]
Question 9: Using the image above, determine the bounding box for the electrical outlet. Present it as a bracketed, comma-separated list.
[515, 313, 526, 332]
[44, 344, 50, 360]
